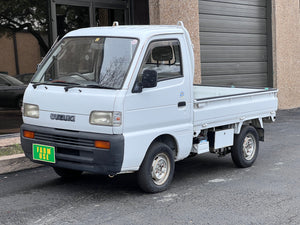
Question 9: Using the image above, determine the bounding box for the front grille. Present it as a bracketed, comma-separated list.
[57, 147, 79, 156]
[34, 132, 94, 148]
[56, 147, 94, 164]
[33, 132, 95, 166]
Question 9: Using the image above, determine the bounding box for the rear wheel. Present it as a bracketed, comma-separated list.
[137, 142, 175, 193]
[53, 167, 83, 179]
[231, 126, 259, 168]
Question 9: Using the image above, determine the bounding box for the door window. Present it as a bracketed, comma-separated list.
[138, 40, 183, 82]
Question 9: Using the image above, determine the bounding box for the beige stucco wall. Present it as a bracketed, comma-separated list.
[16, 33, 41, 75]
[0, 32, 41, 76]
[0, 35, 16, 75]
[148, 0, 202, 84]
[273, 0, 300, 109]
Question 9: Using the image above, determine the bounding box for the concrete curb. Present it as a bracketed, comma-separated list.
[0, 153, 43, 175]
[0, 136, 20, 148]
[0, 133, 43, 175]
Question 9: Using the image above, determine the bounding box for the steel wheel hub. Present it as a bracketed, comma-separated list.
[151, 153, 170, 185]
[243, 134, 256, 160]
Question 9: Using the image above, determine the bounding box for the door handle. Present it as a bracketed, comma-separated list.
[178, 101, 186, 107]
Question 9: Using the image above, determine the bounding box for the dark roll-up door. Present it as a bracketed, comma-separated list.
[199, 0, 272, 87]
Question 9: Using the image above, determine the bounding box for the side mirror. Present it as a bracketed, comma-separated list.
[132, 82, 143, 93]
[132, 70, 157, 93]
[142, 70, 157, 88]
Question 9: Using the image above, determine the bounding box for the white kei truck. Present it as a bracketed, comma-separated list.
[21, 22, 278, 193]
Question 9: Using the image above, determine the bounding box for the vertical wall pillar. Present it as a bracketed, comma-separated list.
[148, 0, 202, 84]
[272, 0, 300, 109]
[12, 33, 20, 75]
[50, 0, 57, 42]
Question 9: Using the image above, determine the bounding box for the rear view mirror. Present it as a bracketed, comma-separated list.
[152, 46, 173, 62]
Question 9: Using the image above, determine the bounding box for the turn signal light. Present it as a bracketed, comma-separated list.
[23, 130, 35, 139]
[94, 140, 110, 149]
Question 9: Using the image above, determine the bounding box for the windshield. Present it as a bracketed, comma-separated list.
[32, 37, 139, 89]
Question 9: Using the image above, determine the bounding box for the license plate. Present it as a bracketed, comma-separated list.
[32, 144, 56, 163]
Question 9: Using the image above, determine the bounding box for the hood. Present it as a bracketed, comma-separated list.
[23, 84, 119, 134]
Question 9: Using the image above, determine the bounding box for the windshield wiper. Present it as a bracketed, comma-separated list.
[32, 82, 44, 89]
[49, 80, 87, 92]
[33, 82, 115, 91]
[64, 84, 81, 92]
[85, 84, 115, 89]
[33, 81, 81, 91]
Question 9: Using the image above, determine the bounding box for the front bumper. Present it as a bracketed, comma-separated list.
[21, 124, 124, 175]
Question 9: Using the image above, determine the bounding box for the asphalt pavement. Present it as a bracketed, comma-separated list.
[0, 108, 299, 225]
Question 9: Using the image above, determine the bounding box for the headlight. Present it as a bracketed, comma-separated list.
[89, 111, 122, 126]
[23, 103, 39, 118]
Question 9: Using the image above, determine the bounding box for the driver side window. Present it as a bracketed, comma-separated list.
[139, 40, 183, 82]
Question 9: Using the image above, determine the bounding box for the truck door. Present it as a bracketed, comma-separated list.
[123, 37, 193, 169]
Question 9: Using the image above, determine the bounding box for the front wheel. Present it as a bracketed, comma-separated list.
[137, 142, 175, 193]
[231, 126, 259, 168]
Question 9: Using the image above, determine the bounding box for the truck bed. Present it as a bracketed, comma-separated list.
[193, 85, 278, 130]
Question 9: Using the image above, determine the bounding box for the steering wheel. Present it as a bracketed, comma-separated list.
[67, 72, 89, 81]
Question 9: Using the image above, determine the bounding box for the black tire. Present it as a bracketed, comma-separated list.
[137, 142, 175, 193]
[53, 167, 83, 179]
[231, 125, 259, 168]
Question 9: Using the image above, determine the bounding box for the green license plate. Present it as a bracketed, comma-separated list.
[32, 144, 56, 163]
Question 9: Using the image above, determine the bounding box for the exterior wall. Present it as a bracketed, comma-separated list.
[149, 0, 300, 109]
[0, 35, 16, 75]
[272, 0, 300, 109]
[148, 0, 202, 84]
[16, 33, 41, 75]
[0, 33, 41, 76]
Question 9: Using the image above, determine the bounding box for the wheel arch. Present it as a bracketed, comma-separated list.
[149, 134, 178, 160]
[236, 119, 264, 141]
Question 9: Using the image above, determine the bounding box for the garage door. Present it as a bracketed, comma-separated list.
[199, 0, 272, 87]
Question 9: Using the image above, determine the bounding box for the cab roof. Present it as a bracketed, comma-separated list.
[64, 25, 185, 40]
